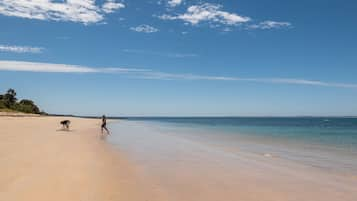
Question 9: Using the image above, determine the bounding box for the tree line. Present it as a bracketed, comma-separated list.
[0, 89, 45, 114]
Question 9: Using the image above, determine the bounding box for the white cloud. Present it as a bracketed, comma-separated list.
[0, 0, 125, 24]
[157, 0, 183, 7]
[0, 60, 147, 73]
[0, 45, 44, 53]
[102, 0, 125, 13]
[130, 24, 159, 33]
[122, 49, 197, 58]
[168, 0, 183, 7]
[159, 3, 250, 26]
[158, 3, 292, 31]
[248, 21, 291, 30]
[0, 60, 356, 89]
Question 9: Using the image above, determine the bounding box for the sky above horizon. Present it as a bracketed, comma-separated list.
[0, 0, 357, 116]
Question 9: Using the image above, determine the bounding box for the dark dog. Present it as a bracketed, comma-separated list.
[60, 120, 71, 130]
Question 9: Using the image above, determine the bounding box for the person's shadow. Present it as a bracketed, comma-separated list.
[99, 133, 110, 140]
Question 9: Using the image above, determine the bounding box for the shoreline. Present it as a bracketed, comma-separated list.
[108, 120, 357, 201]
[0, 116, 161, 201]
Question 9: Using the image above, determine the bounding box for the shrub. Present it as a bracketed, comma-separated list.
[15, 99, 41, 114]
[0, 100, 5, 109]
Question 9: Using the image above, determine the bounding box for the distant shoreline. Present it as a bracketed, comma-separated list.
[3, 112, 354, 119]
[47, 114, 357, 119]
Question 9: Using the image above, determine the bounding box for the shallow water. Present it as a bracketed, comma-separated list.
[107, 119, 357, 201]
[127, 117, 357, 150]
[119, 117, 357, 174]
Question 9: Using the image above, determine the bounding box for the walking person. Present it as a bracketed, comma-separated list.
[101, 115, 110, 135]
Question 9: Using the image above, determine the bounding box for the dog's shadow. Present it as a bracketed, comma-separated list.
[56, 128, 75, 132]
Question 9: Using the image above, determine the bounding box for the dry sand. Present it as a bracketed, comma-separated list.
[0, 116, 163, 201]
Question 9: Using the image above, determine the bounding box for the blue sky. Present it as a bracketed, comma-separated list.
[0, 0, 356, 116]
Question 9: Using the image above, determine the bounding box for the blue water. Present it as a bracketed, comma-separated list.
[108, 118, 357, 201]
[115, 117, 357, 172]
[126, 117, 357, 151]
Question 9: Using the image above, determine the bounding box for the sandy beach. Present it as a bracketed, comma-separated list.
[0, 116, 162, 201]
[1, 0, 356, 200]
[1, 116, 357, 201]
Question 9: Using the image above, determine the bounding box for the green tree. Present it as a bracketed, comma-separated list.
[3, 88, 17, 108]
[0, 94, 4, 109]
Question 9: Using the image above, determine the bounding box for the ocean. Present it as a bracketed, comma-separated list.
[109, 117, 357, 173]
[106, 117, 357, 201]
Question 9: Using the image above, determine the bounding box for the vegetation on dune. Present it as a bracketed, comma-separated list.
[0, 89, 45, 114]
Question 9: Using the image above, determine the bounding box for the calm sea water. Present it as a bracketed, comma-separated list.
[127, 117, 357, 148]
[110, 117, 357, 174]
[108, 117, 357, 201]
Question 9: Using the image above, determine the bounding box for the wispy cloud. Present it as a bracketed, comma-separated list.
[130, 24, 159, 33]
[56, 36, 71, 40]
[0, 60, 147, 73]
[0, 60, 356, 89]
[159, 3, 251, 26]
[127, 72, 357, 89]
[247, 21, 292, 30]
[0, 0, 125, 24]
[122, 49, 197, 58]
[0, 45, 44, 53]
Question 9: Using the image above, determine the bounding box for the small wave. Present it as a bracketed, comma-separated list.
[263, 153, 273, 157]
